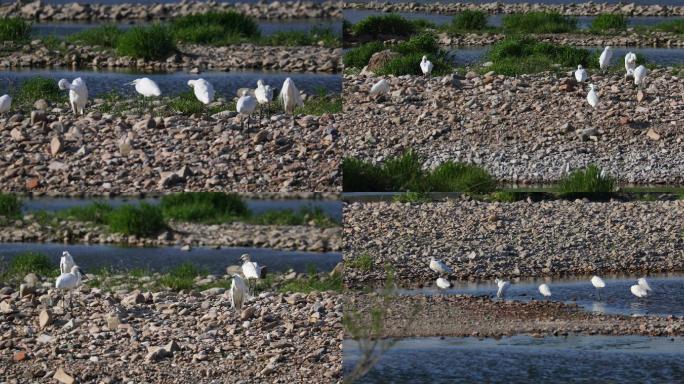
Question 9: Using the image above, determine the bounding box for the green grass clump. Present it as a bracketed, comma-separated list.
[558, 165, 616, 195]
[278, 266, 342, 293]
[489, 191, 524, 202]
[589, 14, 627, 34]
[14, 77, 62, 105]
[0, 17, 31, 41]
[67, 24, 123, 48]
[116, 24, 177, 60]
[486, 36, 592, 75]
[392, 191, 430, 203]
[296, 93, 342, 115]
[166, 91, 223, 116]
[503, 12, 577, 34]
[451, 10, 489, 32]
[171, 11, 260, 44]
[426, 162, 497, 193]
[158, 262, 201, 291]
[249, 207, 339, 228]
[160, 192, 249, 223]
[376, 52, 450, 76]
[343, 41, 385, 68]
[57, 202, 114, 225]
[107, 203, 167, 237]
[651, 20, 684, 34]
[352, 14, 416, 39]
[0, 193, 22, 219]
[346, 253, 373, 271]
[7, 252, 56, 277]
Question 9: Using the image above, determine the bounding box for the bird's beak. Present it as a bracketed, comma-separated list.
[124, 81, 135, 86]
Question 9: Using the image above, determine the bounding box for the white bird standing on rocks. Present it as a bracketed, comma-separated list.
[591, 275, 606, 299]
[370, 79, 390, 97]
[599, 46, 612, 72]
[187, 78, 215, 105]
[0, 94, 11, 115]
[229, 273, 249, 310]
[574, 65, 588, 83]
[495, 278, 509, 299]
[624, 52, 637, 76]
[254, 79, 273, 118]
[429, 257, 452, 275]
[240, 253, 262, 294]
[280, 77, 303, 127]
[436, 277, 452, 289]
[420, 55, 433, 76]
[637, 277, 652, 292]
[630, 283, 648, 298]
[236, 94, 257, 129]
[127, 77, 161, 97]
[58, 77, 88, 116]
[538, 283, 552, 298]
[587, 84, 598, 109]
[55, 265, 86, 312]
[633, 65, 648, 88]
[60, 251, 75, 274]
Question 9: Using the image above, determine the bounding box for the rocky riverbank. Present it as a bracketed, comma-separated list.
[0, 216, 341, 252]
[343, 199, 684, 287]
[348, 293, 683, 338]
[342, 70, 684, 185]
[14, 191, 340, 200]
[0, 41, 341, 73]
[438, 31, 684, 48]
[0, 99, 341, 193]
[0, 283, 342, 382]
[1, 0, 342, 21]
[343, 1, 684, 17]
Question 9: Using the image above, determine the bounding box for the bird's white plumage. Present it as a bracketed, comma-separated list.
[587, 84, 598, 108]
[229, 274, 249, 310]
[633, 65, 648, 87]
[58, 77, 88, 115]
[599, 46, 612, 70]
[55, 266, 83, 290]
[0, 94, 11, 114]
[495, 278, 510, 298]
[254, 79, 273, 105]
[630, 284, 648, 298]
[574, 65, 588, 83]
[129, 77, 161, 97]
[624, 52, 637, 74]
[591, 275, 606, 289]
[429, 257, 452, 274]
[436, 277, 451, 289]
[370, 79, 390, 96]
[237, 95, 257, 116]
[637, 277, 652, 292]
[187, 78, 215, 105]
[60, 251, 75, 274]
[538, 283, 552, 297]
[420, 55, 433, 76]
[240, 254, 260, 280]
[279, 77, 303, 114]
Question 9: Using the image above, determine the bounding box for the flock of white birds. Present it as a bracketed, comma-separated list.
[369, 47, 650, 111]
[429, 256, 654, 301]
[54, 250, 265, 314]
[0, 76, 305, 126]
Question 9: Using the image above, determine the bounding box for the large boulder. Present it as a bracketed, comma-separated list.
[367, 49, 399, 72]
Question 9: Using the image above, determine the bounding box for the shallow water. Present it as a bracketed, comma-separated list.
[344, 335, 684, 383]
[0, 68, 342, 97]
[396, 275, 684, 317]
[19, 197, 343, 221]
[0, 242, 341, 274]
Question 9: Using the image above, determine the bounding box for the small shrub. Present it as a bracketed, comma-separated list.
[171, 11, 260, 44]
[426, 161, 497, 193]
[590, 14, 627, 33]
[158, 262, 201, 291]
[487, 36, 593, 75]
[558, 164, 616, 195]
[392, 32, 440, 56]
[107, 203, 166, 237]
[352, 14, 416, 38]
[250, 207, 338, 227]
[295, 90, 342, 115]
[160, 192, 249, 223]
[8, 252, 55, 277]
[410, 19, 437, 31]
[67, 24, 123, 48]
[14, 77, 62, 105]
[342, 157, 387, 192]
[116, 24, 176, 60]
[347, 253, 373, 271]
[652, 20, 684, 35]
[451, 10, 489, 31]
[0, 193, 21, 218]
[0, 17, 31, 41]
[343, 41, 384, 68]
[503, 12, 577, 34]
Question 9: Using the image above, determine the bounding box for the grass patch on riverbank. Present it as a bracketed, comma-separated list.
[352, 14, 417, 39]
[107, 203, 167, 237]
[558, 165, 616, 196]
[116, 24, 177, 60]
[343, 41, 384, 68]
[503, 12, 577, 34]
[166, 91, 225, 116]
[0, 193, 21, 219]
[171, 11, 260, 44]
[650, 20, 684, 35]
[589, 14, 627, 34]
[160, 192, 249, 222]
[485, 36, 593, 75]
[5, 252, 56, 278]
[449, 10, 490, 32]
[0, 17, 31, 41]
[14, 77, 63, 106]
[158, 262, 202, 291]
[67, 24, 123, 48]
[342, 152, 496, 193]
[346, 253, 373, 271]
[295, 90, 342, 115]
[278, 266, 342, 293]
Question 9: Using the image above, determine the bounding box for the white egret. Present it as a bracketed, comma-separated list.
[624, 52, 637, 75]
[574, 65, 588, 83]
[127, 77, 161, 97]
[630, 284, 648, 298]
[495, 278, 509, 299]
[279, 77, 303, 127]
[370, 79, 390, 97]
[254, 79, 273, 118]
[236, 94, 257, 129]
[637, 277, 652, 292]
[60, 251, 75, 274]
[436, 277, 452, 289]
[55, 265, 86, 312]
[429, 257, 452, 275]
[633, 65, 648, 88]
[187, 78, 215, 105]
[0, 94, 12, 115]
[240, 253, 261, 294]
[591, 275, 606, 299]
[599, 46, 612, 72]
[229, 274, 250, 310]
[420, 55, 433, 76]
[58, 77, 88, 116]
[587, 84, 598, 109]
[538, 283, 552, 298]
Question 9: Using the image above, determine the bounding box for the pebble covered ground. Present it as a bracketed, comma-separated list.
[343, 70, 684, 185]
[343, 198, 684, 287]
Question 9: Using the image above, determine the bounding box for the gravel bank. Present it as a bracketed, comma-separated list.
[439, 31, 684, 48]
[1, 103, 341, 193]
[1, 1, 341, 21]
[13, 191, 340, 200]
[348, 293, 683, 338]
[0, 41, 341, 73]
[343, 199, 684, 287]
[0, 285, 342, 382]
[342, 71, 684, 185]
[343, 1, 684, 17]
